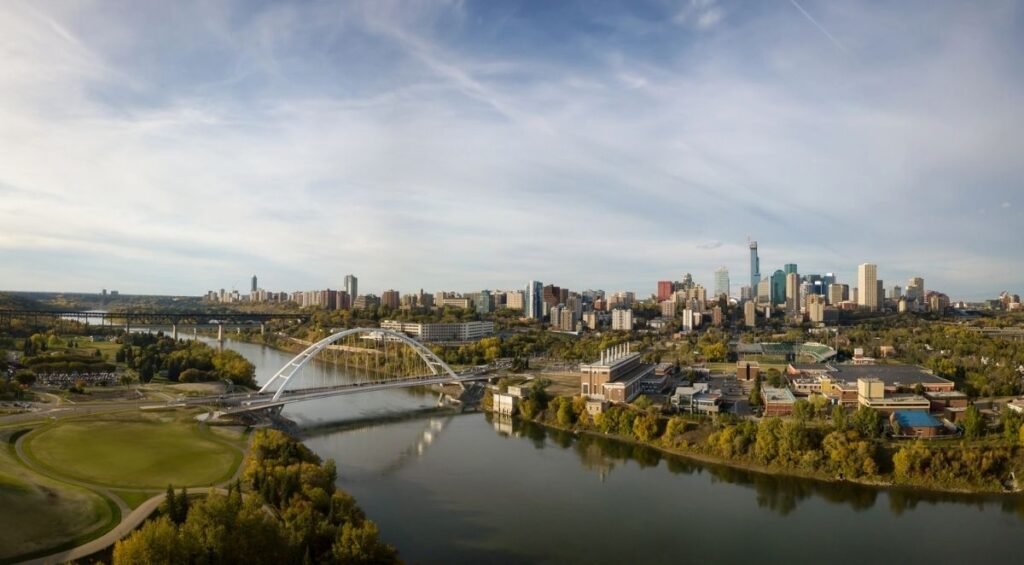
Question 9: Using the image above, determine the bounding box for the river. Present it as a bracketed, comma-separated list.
[211, 336, 1024, 564]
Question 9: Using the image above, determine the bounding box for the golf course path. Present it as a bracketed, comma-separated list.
[19, 492, 168, 565]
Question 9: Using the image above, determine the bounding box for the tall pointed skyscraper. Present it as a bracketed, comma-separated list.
[749, 240, 760, 291]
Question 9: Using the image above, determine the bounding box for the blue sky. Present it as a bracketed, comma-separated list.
[0, 0, 1021, 300]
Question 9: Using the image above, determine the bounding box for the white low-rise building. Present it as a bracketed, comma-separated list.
[381, 320, 495, 342]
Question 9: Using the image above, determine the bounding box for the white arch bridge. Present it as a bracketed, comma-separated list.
[208, 328, 488, 415]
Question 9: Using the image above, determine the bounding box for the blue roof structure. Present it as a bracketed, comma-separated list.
[893, 411, 942, 429]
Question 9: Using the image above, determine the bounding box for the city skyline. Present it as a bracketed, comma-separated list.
[1, 1, 1022, 299]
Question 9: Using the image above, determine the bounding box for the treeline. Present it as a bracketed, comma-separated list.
[21, 352, 114, 375]
[431, 331, 652, 366]
[836, 316, 1024, 397]
[113, 430, 398, 564]
[519, 394, 1024, 492]
[115, 333, 256, 387]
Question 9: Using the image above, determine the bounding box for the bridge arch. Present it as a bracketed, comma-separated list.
[258, 328, 458, 401]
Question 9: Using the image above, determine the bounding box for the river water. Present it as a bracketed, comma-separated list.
[212, 337, 1024, 564]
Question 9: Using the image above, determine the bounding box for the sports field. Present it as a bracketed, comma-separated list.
[23, 414, 242, 489]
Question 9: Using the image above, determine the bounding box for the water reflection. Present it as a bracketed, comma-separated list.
[503, 418, 1024, 519]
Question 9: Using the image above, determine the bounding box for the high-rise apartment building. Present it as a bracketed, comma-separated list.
[344, 274, 358, 301]
[611, 308, 634, 331]
[476, 290, 492, 314]
[714, 267, 730, 298]
[251, 275, 258, 293]
[542, 285, 561, 308]
[771, 270, 786, 306]
[744, 300, 756, 327]
[906, 277, 924, 303]
[712, 305, 723, 326]
[786, 272, 800, 313]
[506, 290, 524, 311]
[381, 289, 400, 310]
[749, 241, 760, 290]
[525, 281, 543, 320]
[828, 283, 849, 305]
[657, 281, 674, 302]
[807, 295, 826, 323]
[757, 277, 773, 305]
[858, 263, 879, 311]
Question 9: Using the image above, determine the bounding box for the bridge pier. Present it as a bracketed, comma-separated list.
[260, 323, 266, 336]
[217, 324, 224, 342]
[172, 323, 178, 341]
[193, 327, 198, 341]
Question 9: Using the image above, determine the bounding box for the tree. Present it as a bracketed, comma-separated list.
[633, 412, 659, 442]
[792, 399, 813, 422]
[754, 417, 783, 463]
[163, 485, 179, 525]
[14, 369, 36, 387]
[519, 398, 538, 420]
[178, 488, 189, 525]
[852, 406, 882, 439]
[556, 399, 575, 427]
[332, 520, 398, 564]
[765, 369, 783, 388]
[749, 374, 763, 406]
[113, 516, 184, 565]
[703, 342, 728, 362]
[962, 405, 984, 439]
[831, 405, 848, 431]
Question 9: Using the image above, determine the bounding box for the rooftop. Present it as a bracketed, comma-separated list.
[923, 391, 969, 399]
[836, 365, 952, 386]
[893, 411, 943, 429]
[791, 363, 953, 387]
[762, 386, 796, 404]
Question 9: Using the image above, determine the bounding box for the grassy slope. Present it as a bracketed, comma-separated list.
[23, 413, 240, 489]
[0, 428, 116, 562]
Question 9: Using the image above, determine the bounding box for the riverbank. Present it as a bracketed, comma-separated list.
[519, 411, 1023, 497]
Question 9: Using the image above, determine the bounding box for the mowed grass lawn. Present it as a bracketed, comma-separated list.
[24, 414, 241, 489]
[0, 428, 117, 562]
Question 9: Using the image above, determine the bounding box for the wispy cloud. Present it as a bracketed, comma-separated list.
[787, 0, 848, 53]
[0, 0, 1021, 299]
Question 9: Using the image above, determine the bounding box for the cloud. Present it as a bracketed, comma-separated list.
[0, 0, 1022, 301]
[787, 0, 848, 53]
[1002, 201, 1012, 208]
[674, 0, 725, 30]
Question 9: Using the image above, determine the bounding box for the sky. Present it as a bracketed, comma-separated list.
[0, 0, 1022, 300]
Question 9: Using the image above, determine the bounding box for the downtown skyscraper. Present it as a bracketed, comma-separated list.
[525, 280, 544, 320]
[714, 267, 730, 298]
[344, 274, 358, 300]
[749, 241, 760, 291]
[858, 263, 879, 311]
